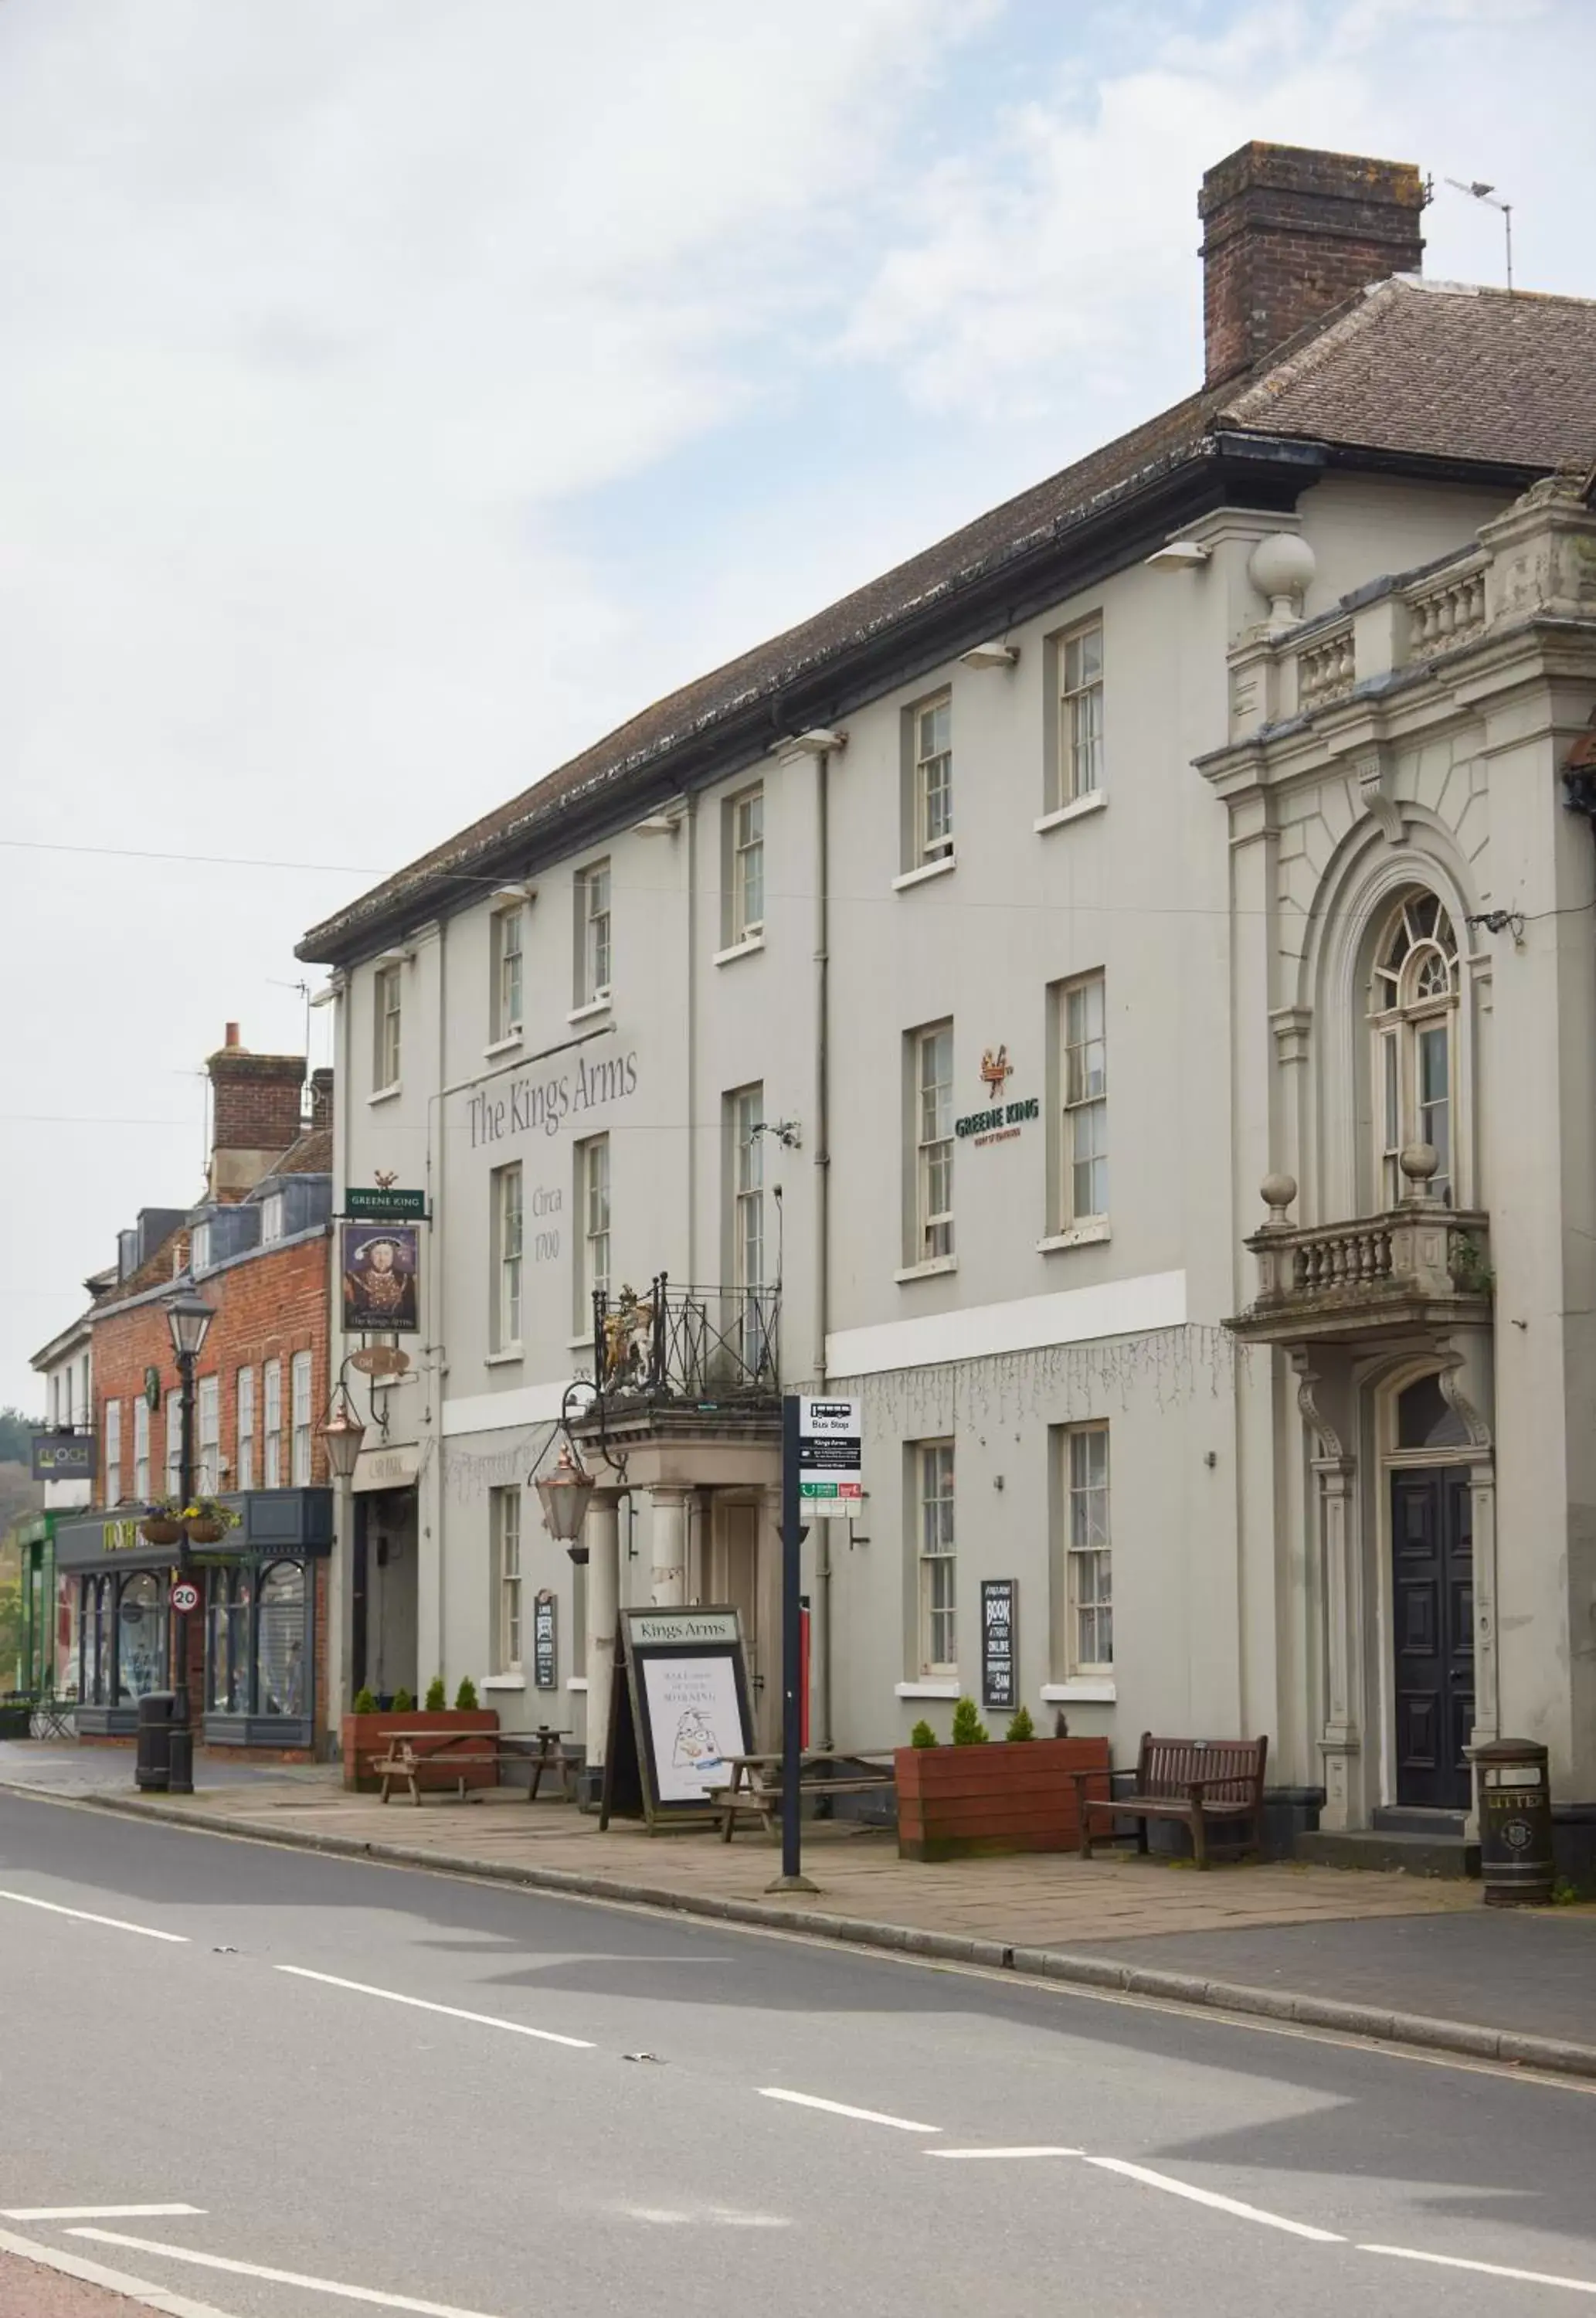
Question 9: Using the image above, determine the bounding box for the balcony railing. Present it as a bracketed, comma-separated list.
[1232, 1171, 1492, 1346]
[589, 1274, 779, 1405]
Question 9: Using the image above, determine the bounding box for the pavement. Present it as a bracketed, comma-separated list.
[3, 1742, 1593, 2075]
[6, 1787, 1596, 2317]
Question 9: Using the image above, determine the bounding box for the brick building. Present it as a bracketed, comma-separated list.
[51, 1028, 338, 1755]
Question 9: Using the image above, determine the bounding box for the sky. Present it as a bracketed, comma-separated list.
[2, 0, 1591, 1411]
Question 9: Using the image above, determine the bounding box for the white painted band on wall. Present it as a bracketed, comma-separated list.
[441, 1378, 576, 1437]
[825, 1269, 1187, 1379]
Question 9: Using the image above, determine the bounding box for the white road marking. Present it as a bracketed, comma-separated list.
[5, 2203, 206, 2221]
[68, 2231, 508, 2318]
[0, 2222, 243, 2318]
[757, 2086, 940, 2133]
[0, 1888, 187, 1942]
[624, 2207, 791, 2228]
[1085, 2157, 1344, 2242]
[274, 1965, 593, 2048]
[1362, 2243, 1596, 2295]
[926, 2146, 1085, 2160]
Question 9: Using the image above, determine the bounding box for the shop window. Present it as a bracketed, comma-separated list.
[208, 1569, 252, 1714]
[79, 1575, 113, 1707]
[116, 1572, 168, 1703]
[256, 1562, 307, 1716]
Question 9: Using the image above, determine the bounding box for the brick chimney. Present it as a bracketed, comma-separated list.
[310, 1067, 334, 1131]
[1199, 141, 1426, 388]
[207, 1025, 307, 1200]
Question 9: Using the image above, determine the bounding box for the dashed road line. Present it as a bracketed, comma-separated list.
[5, 2203, 205, 2221]
[0, 1888, 187, 1941]
[67, 2230, 508, 2317]
[926, 2146, 1084, 2160]
[1361, 2243, 1596, 2295]
[757, 2087, 941, 2133]
[1084, 2156, 1344, 2242]
[274, 1965, 593, 2048]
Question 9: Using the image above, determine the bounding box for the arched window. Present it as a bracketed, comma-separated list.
[207, 1568, 251, 1714]
[256, 1563, 306, 1718]
[116, 1572, 168, 1703]
[1370, 891, 1460, 1206]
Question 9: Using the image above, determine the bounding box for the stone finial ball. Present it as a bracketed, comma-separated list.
[1248, 530, 1317, 607]
[1399, 1142, 1440, 1181]
[1261, 1171, 1298, 1212]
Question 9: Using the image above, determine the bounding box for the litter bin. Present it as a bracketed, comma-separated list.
[1472, 1736, 1554, 1907]
[134, 1691, 175, 1793]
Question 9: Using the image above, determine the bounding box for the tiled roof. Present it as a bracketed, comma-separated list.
[300, 277, 1596, 963]
[265, 1126, 333, 1179]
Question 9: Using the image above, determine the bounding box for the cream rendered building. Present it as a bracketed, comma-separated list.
[301, 143, 1596, 1853]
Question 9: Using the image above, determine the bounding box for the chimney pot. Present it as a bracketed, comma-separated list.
[1199, 141, 1425, 388]
[225, 1021, 240, 1049]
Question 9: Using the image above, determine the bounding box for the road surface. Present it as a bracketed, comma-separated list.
[1, 1786, 1593, 2317]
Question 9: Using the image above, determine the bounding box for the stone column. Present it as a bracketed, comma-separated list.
[650, 1485, 688, 1607]
[1315, 1455, 1363, 1830]
[582, 1491, 623, 1801]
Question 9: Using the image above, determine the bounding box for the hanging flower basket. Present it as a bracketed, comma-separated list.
[179, 1499, 240, 1548]
[139, 1514, 183, 1546]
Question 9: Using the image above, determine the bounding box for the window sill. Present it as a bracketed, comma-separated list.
[895, 1255, 958, 1283]
[371, 1369, 415, 1392]
[367, 1083, 402, 1106]
[891, 856, 956, 894]
[567, 994, 612, 1025]
[713, 933, 765, 967]
[1037, 1221, 1111, 1252]
[566, 1330, 597, 1352]
[567, 1677, 589, 1693]
[1041, 1678, 1116, 1705]
[895, 1678, 959, 1700]
[484, 1348, 523, 1368]
[1034, 791, 1106, 835]
[483, 1032, 524, 1059]
[482, 1674, 525, 1692]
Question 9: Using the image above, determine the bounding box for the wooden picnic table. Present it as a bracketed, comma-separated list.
[711, 1749, 896, 1842]
[373, 1725, 576, 1806]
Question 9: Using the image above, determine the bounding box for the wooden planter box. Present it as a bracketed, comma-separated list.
[895, 1735, 1112, 1861]
[341, 1710, 500, 1794]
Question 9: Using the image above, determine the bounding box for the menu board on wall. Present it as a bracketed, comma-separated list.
[533, 1590, 556, 1690]
[981, 1579, 1017, 1715]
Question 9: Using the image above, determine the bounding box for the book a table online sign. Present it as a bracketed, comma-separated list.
[798, 1397, 862, 1517]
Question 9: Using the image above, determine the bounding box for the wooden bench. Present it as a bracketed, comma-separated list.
[1072, 1733, 1268, 1870]
[373, 1740, 501, 1805]
[711, 1752, 895, 1842]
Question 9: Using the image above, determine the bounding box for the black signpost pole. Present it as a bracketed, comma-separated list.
[769, 1395, 816, 1892]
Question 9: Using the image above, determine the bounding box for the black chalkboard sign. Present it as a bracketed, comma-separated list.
[981, 1579, 1017, 1714]
[598, 1606, 753, 1833]
[533, 1590, 556, 1689]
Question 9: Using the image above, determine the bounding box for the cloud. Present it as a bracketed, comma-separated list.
[838, 0, 1589, 419]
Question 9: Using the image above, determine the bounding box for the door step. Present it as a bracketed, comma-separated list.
[1296, 1826, 1480, 1879]
[1371, 1805, 1469, 1840]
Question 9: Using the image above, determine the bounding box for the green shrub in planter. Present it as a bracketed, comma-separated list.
[951, 1698, 989, 1745]
[424, 1677, 447, 1712]
[351, 1688, 379, 1715]
[391, 1688, 415, 1714]
[909, 1720, 939, 1749]
[1005, 1705, 1036, 1742]
[454, 1677, 480, 1712]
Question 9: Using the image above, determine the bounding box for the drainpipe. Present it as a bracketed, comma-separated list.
[433, 926, 447, 1680]
[814, 743, 833, 1747]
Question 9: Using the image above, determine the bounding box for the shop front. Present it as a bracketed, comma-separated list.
[53, 1490, 333, 1750]
[12, 1511, 72, 1707]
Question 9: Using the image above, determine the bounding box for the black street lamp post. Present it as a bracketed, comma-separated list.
[164, 1288, 215, 1796]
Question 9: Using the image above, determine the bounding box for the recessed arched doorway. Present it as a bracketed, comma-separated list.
[1386, 1371, 1476, 1812]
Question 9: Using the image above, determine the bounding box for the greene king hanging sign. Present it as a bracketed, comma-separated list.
[798, 1397, 862, 1517]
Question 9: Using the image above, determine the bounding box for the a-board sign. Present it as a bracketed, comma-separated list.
[798, 1395, 862, 1517]
[981, 1578, 1017, 1714]
[533, 1589, 556, 1689]
[598, 1606, 754, 1832]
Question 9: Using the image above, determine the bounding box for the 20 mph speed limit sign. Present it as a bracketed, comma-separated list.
[798, 1396, 863, 1516]
[170, 1580, 201, 1616]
